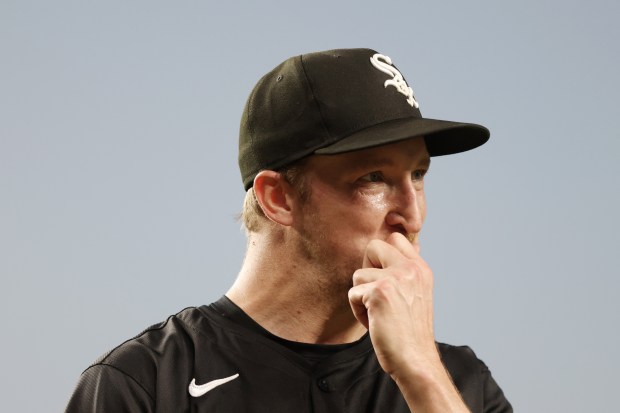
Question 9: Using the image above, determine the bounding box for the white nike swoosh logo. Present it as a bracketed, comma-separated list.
[188, 373, 240, 397]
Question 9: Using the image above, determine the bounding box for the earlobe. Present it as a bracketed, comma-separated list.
[253, 171, 294, 226]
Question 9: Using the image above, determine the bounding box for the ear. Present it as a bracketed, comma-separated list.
[253, 170, 295, 226]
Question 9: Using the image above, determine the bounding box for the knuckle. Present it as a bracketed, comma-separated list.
[347, 287, 356, 300]
[394, 261, 418, 280]
[374, 278, 397, 297]
[391, 267, 411, 281]
[394, 261, 433, 286]
[351, 269, 365, 285]
[400, 272, 416, 285]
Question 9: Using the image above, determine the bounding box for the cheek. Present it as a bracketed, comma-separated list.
[352, 192, 389, 214]
[363, 192, 389, 211]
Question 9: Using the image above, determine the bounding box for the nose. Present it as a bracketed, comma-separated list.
[385, 179, 425, 236]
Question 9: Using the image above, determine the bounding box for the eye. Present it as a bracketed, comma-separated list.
[411, 169, 426, 181]
[360, 171, 384, 183]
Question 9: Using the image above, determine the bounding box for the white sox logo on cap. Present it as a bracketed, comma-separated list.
[370, 53, 419, 108]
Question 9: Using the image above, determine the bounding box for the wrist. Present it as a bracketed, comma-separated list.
[391, 356, 470, 413]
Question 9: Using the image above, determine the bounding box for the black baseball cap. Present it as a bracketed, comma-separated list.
[239, 48, 489, 190]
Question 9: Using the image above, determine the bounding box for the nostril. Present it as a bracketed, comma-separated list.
[388, 223, 408, 238]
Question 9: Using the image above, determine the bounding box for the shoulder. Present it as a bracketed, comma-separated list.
[94, 308, 198, 361]
[90, 307, 209, 391]
[437, 343, 513, 413]
[437, 342, 484, 376]
[437, 343, 486, 394]
[65, 306, 215, 412]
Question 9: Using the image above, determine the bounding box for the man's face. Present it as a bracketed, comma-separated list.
[291, 137, 430, 294]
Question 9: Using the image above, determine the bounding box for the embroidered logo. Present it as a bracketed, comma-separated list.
[370, 53, 419, 108]
[188, 373, 240, 398]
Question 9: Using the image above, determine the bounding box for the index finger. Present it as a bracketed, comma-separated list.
[362, 238, 407, 269]
[386, 232, 420, 259]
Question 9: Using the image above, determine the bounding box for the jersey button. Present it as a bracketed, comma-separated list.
[317, 378, 330, 392]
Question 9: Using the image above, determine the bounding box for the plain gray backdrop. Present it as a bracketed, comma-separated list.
[2, 1, 619, 411]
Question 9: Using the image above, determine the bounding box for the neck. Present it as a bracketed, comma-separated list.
[226, 231, 366, 344]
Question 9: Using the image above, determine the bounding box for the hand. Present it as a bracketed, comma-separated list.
[348, 233, 471, 412]
[348, 232, 439, 379]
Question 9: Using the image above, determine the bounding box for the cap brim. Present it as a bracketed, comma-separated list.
[314, 116, 489, 156]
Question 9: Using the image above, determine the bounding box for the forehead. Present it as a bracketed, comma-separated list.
[306, 137, 430, 174]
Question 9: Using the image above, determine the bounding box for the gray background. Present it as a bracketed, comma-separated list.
[2, 0, 618, 411]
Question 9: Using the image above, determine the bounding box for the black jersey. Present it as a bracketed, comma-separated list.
[65, 297, 512, 412]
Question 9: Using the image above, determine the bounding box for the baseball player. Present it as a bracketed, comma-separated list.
[65, 48, 512, 412]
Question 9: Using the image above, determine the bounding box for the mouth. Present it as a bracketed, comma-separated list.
[406, 233, 419, 244]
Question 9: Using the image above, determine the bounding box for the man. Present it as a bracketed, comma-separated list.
[66, 48, 512, 412]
